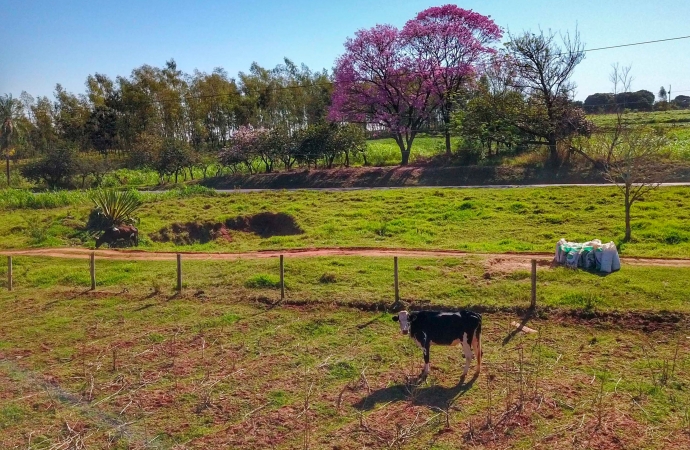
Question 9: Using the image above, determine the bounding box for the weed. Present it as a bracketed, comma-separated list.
[151, 279, 162, 294]
[319, 272, 337, 283]
[245, 274, 281, 289]
[0, 405, 23, 428]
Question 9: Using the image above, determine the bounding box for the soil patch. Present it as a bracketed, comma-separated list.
[483, 257, 552, 279]
[225, 212, 303, 238]
[148, 213, 302, 245]
[150, 221, 233, 245]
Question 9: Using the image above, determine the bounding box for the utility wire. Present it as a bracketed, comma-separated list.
[90, 33, 690, 105]
[583, 35, 690, 53]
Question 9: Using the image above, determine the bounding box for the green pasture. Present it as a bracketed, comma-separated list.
[1, 186, 689, 258]
[0, 275, 688, 448]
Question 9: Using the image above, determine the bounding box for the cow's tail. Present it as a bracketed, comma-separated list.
[473, 320, 482, 374]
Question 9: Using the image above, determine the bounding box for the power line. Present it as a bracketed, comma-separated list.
[36, 33, 690, 106]
[138, 33, 690, 106]
[583, 35, 690, 53]
[140, 34, 690, 105]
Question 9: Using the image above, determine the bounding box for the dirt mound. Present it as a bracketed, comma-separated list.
[225, 212, 303, 238]
[149, 213, 301, 245]
[150, 222, 233, 245]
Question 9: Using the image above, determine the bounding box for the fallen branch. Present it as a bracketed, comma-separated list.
[511, 321, 538, 334]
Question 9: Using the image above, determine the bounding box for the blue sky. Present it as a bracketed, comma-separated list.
[2, 0, 689, 101]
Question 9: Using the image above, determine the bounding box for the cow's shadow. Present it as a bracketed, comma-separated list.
[353, 373, 478, 411]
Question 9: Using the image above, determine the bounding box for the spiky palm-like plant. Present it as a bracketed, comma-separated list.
[88, 189, 142, 229]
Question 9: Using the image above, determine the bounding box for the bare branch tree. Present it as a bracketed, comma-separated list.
[603, 126, 671, 241]
[505, 28, 590, 166]
[582, 66, 673, 241]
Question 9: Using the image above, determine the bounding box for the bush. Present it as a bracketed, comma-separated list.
[455, 144, 484, 165]
[88, 189, 143, 229]
[20, 146, 78, 188]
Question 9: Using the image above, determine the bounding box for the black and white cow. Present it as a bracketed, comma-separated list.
[393, 310, 482, 379]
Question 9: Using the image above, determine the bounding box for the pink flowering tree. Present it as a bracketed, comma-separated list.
[219, 126, 265, 174]
[329, 25, 437, 166]
[402, 5, 502, 154]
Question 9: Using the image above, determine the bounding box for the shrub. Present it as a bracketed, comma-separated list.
[20, 146, 78, 188]
[88, 189, 142, 229]
[319, 273, 337, 283]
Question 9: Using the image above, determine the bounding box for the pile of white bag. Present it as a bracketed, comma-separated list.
[554, 239, 621, 273]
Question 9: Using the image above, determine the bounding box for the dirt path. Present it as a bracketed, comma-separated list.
[147, 181, 690, 194]
[2, 247, 689, 268]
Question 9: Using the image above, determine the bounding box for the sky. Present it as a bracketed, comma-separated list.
[2, 0, 689, 101]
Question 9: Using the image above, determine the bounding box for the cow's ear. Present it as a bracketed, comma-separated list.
[392, 316, 399, 322]
[409, 313, 418, 322]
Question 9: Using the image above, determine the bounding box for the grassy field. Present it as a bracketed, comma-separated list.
[2, 184, 690, 447]
[2, 255, 690, 313]
[364, 136, 457, 166]
[588, 110, 690, 160]
[1, 276, 688, 448]
[588, 109, 690, 128]
[362, 111, 690, 167]
[1, 185, 689, 258]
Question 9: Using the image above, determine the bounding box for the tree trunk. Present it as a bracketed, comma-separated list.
[5, 155, 9, 187]
[401, 150, 410, 166]
[393, 133, 413, 166]
[624, 186, 632, 242]
[444, 129, 452, 156]
[443, 108, 452, 155]
[548, 137, 559, 167]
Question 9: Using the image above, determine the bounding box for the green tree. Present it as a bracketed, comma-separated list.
[453, 62, 528, 160]
[597, 127, 670, 241]
[20, 146, 78, 188]
[0, 94, 24, 186]
[156, 140, 192, 183]
[86, 105, 119, 155]
[54, 84, 90, 150]
[505, 29, 591, 166]
[658, 86, 667, 102]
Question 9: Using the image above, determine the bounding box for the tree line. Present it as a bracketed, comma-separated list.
[583, 90, 690, 113]
[1, 4, 686, 188]
[1, 58, 358, 187]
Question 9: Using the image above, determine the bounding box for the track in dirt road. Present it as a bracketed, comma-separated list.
[2, 247, 690, 268]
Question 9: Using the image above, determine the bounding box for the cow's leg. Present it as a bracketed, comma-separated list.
[461, 332, 473, 378]
[471, 329, 482, 375]
[421, 341, 431, 379]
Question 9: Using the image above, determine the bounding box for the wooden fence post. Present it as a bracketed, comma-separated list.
[7, 256, 12, 291]
[394, 256, 399, 303]
[176, 254, 182, 292]
[530, 259, 537, 308]
[280, 255, 285, 300]
[90, 252, 96, 290]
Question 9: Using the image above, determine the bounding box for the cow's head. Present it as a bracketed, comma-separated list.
[392, 310, 412, 335]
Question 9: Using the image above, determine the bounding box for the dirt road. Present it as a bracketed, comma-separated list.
[146, 182, 690, 194]
[2, 247, 689, 268]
